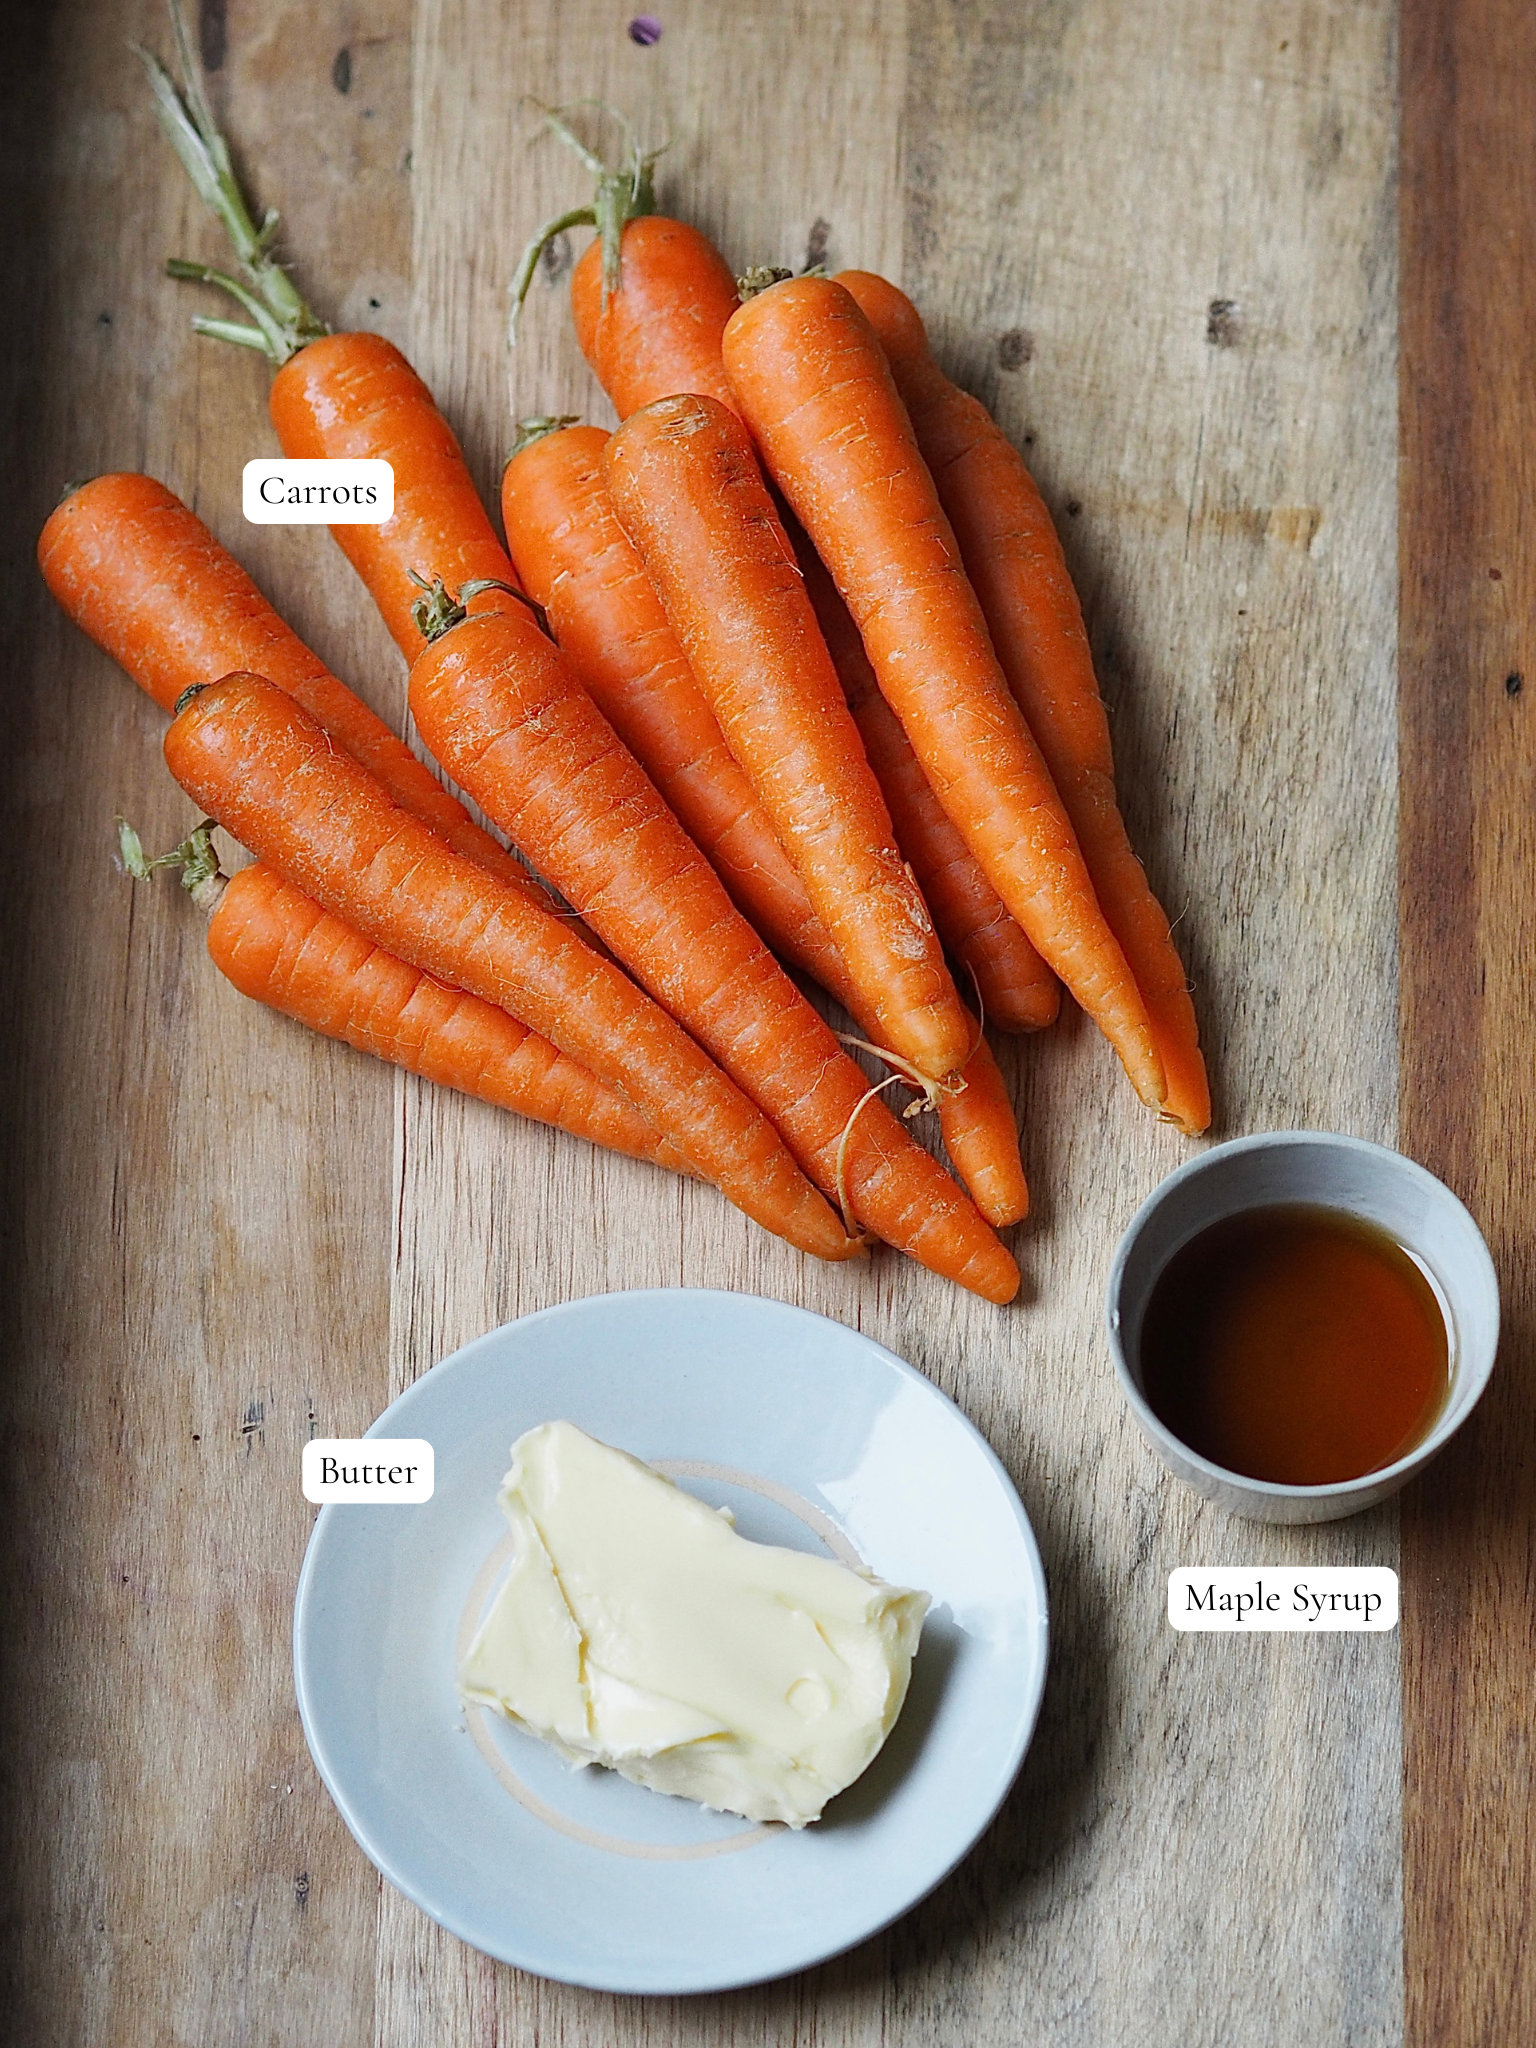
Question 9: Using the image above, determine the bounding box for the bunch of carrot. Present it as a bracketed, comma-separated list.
[39, 22, 1208, 1308]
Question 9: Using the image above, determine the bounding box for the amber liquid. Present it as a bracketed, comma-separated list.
[1139, 1204, 1450, 1485]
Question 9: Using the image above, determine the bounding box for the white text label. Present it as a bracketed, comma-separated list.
[1168, 1566, 1398, 1631]
[243, 459, 394, 524]
[303, 1438, 434, 1504]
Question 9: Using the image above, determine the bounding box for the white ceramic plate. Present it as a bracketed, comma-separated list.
[293, 1290, 1049, 1993]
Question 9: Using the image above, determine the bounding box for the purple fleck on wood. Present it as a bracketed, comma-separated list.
[629, 15, 663, 45]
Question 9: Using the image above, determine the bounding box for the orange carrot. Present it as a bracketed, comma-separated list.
[126, 824, 687, 1173]
[163, 673, 852, 1263]
[534, 186, 1037, 1209]
[527, 195, 1053, 1036]
[41, 473, 651, 1145]
[604, 394, 975, 1090]
[501, 422, 834, 983]
[139, 38, 1023, 1247]
[794, 533, 1060, 1035]
[570, 215, 742, 420]
[508, 113, 741, 418]
[39, 474, 538, 891]
[213, 867, 690, 1169]
[268, 333, 524, 664]
[836, 270, 1210, 1132]
[502, 424, 1027, 1229]
[543, 187, 1052, 1041]
[407, 598, 1020, 1297]
[935, 1034, 1028, 1230]
[723, 276, 1166, 1115]
[139, 25, 524, 667]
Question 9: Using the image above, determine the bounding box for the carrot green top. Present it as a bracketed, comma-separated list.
[135, 4, 327, 364]
[508, 107, 666, 338]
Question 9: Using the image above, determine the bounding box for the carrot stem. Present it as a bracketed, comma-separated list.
[407, 573, 545, 645]
[736, 266, 794, 300]
[117, 816, 227, 914]
[165, 258, 292, 362]
[509, 106, 663, 338]
[508, 415, 582, 461]
[137, 2, 327, 361]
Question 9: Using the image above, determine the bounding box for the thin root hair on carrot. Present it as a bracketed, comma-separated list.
[964, 960, 988, 1047]
[832, 1074, 907, 1241]
[829, 1030, 966, 1114]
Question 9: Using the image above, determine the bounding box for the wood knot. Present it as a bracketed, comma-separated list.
[997, 327, 1034, 370]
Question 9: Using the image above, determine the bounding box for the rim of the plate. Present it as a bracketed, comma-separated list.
[292, 1288, 1050, 1993]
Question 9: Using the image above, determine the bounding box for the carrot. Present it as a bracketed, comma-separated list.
[570, 215, 742, 420]
[268, 333, 522, 664]
[162, 673, 852, 1263]
[836, 270, 1210, 1133]
[406, 596, 1020, 1296]
[140, 35, 1027, 1209]
[136, 36, 1024, 1251]
[793, 532, 1060, 1035]
[122, 824, 687, 1174]
[216, 870, 691, 1169]
[722, 276, 1167, 1115]
[139, 19, 523, 667]
[39, 474, 539, 891]
[531, 183, 1040, 1205]
[524, 194, 1054, 1030]
[604, 394, 975, 1090]
[501, 421, 1028, 1226]
[501, 421, 835, 985]
[509, 112, 741, 420]
[40, 474, 640, 1127]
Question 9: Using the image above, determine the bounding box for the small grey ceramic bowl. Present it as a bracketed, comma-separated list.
[1106, 1131, 1500, 1523]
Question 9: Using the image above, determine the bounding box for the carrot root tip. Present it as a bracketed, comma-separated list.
[833, 1073, 907, 1239]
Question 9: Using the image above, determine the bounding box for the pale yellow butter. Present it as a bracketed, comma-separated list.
[458, 1422, 929, 1827]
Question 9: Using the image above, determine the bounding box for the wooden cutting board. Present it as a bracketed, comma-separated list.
[2, 0, 1529, 2041]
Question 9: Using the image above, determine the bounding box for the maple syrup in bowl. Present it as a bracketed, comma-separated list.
[1138, 1206, 1448, 1486]
[1106, 1133, 1499, 1523]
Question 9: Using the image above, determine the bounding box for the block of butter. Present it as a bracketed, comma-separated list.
[458, 1421, 929, 1827]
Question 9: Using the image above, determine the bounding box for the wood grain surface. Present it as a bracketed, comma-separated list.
[0, 0, 1517, 2042]
[1399, 2, 1536, 2043]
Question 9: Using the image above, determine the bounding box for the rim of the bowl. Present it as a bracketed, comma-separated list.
[1104, 1130, 1501, 1503]
[292, 1288, 1052, 1994]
